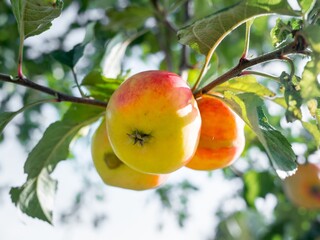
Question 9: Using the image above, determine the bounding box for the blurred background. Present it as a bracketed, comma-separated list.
[1, 0, 319, 239]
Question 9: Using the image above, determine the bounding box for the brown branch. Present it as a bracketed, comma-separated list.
[193, 35, 309, 98]
[0, 74, 108, 108]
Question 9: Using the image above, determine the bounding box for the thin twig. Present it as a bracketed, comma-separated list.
[0, 74, 108, 108]
[194, 35, 308, 98]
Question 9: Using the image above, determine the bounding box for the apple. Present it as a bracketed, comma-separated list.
[106, 70, 201, 174]
[186, 95, 245, 170]
[91, 120, 169, 190]
[283, 162, 320, 209]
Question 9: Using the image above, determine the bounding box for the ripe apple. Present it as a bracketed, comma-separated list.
[106, 70, 201, 174]
[186, 95, 245, 170]
[283, 163, 320, 209]
[91, 120, 169, 190]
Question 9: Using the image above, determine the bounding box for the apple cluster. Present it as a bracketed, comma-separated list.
[91, 70, 245, 190]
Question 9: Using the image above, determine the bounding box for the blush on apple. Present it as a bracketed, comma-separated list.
[283, 162, 320, 209]
[186, 95, 245, 171]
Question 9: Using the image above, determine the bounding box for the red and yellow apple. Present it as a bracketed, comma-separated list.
[91, 120, 169, 190]
[106, 70, 201, 174]
[283, 162, 320, 209]
[186, 95, 245, 170]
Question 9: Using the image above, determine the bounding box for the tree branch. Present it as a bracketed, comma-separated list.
[0, 74, 108, 108]
[193, 35, 309, 98]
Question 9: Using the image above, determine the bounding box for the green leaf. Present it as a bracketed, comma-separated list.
[307, 0, 320, 24]
[177, 0, 298, 55]
[272, 97, 287, 108]
[106, 6, 153, 31]
[223, 92, 297, 178]
[24, 104, 103, 178]
[243, 170, 275, 207]
[81, 69, 122, 100]
[215, 210, 267, 239]
[279, 72, 303, 122]
[304, 25, 320, 53]
[300, 26, 320, 100]
[51, 44, 85, 68]
[214, 75, 276, 98]
[51, 22, 96, 68]
[10, 168, 57, 223]
[302, 121, 320, 147]
[0, 112, 19, 134]
[101, 32, 140, 78]
[298, 0, 316, 15]
[0, 99, 51, 135]
[10, 104, 104, 223]
[270, 18, 302, 46]
[304, 98, 320, 146]
[10, 0, 63, 39]
[300, 56, 320, 100]
[82, 22, 96, 45]
[313, 100, 320, 127]
[307, 98, 319, 119]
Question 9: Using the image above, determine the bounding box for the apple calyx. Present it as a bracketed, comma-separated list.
[127, 130, 152, 146]
[104, 153, 123, 169]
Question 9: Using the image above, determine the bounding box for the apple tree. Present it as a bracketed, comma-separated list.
[0, 0, 319, 238]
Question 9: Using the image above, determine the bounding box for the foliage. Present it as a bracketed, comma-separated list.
[0, 0, 320, 238]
